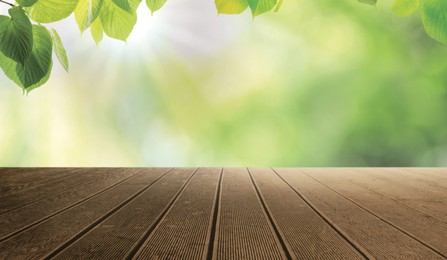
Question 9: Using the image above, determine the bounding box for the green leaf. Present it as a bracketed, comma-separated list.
[129, 0, 142, 10]
[27, 0, 79, 23]
[90, 16, 104, 44]
[100, 0, 137, 41]
[16, 26, 53, 88]
[16, 0, 39, 7]
[274, 0, 283, 12]
[112, 0, 132, 12]
[23, 63, 52, 93]
[51, 29, 69, 72]
[248, 0, 277, 17]
[0, 7, 33, 64]
[358, 0, 377, 6]
[0, 51, 53, 93]
[421, 0, 447, 45]
[147, 0, 167, 14]
[0, 25, 53, 91]
[392, 0, 419, 16]
[215, 0, 248, 14]
[74, 0, 104, 32]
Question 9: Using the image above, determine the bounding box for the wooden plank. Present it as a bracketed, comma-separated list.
[0, 168, 78, 197]
[0, 168, 53, 183]
[340, 168, 447, 222]
[133, 168, 222, 259]
[0, 168, 72, 182]
[0, 168, 170, 259]
[214, 168, 285, 260]
[300, 168, 447, 257]
[371, 168, 447, 194]
[275, 168, 445, 259]
[405, 168, 447, 183]
[0, 168, 140, 241]
[248, 168, 366, 259]
[402, 168, 447, 189]
[389, 168, 447, 191]
[0, 168, 105, 214]
[50, 168, 197, 259]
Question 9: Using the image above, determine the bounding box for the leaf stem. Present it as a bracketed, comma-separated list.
[0, 0, 14, 7]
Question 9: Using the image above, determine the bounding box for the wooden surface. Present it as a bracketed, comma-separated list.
[0, 168, 446, 259]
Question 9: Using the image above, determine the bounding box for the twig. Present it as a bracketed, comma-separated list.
[0, 0, 14, 7]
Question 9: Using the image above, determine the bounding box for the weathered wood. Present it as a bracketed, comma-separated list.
[275, 168, 445, 259]
[399, 168, 447, 189]
[51, 168, 197, 259]
[134, 168, 221, 259]
[0, 168, 78, 197]
[0, 168, 140, 241]
[300, 168, 447, 257]
[249, 168, 365, 259]
[405, 168, 447, 183]
[0, 168, 104, 214]
[339, 168, 447, 222]
[0, 168, 445, 260]
[0, 168, 72, 183]
[215, 168, 285, 260]
[0, 168, 170, 259]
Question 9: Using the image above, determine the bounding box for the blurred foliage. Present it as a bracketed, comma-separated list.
[1, 0, 447, 166]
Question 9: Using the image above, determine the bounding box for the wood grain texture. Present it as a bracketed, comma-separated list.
[0, 168, 99, 213]
[0, 168, 79, 198]
[249, 168, 365, 259]
[0, 168, 445, 260]
[215, 168, 285, 260]
[336, 168, 447, 223]
[0, 168, 139, 241]
[134, 168, 221, 259]
[299, 168, 447, 257]
[52, 168, 197, 259]
[398, 168, 447, 190]
[276, 168, 446, 259]
[0, 168, 170, 259]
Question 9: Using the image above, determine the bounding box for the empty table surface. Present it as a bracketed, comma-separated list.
[0, 168, 446, 259]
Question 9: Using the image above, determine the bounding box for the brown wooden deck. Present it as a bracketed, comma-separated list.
[0, 168, 446, 259]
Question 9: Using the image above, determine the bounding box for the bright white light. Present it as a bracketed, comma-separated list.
[100, 0, 250, 59]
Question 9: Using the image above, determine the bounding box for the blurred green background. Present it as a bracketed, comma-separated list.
[1, 0, 447, 166]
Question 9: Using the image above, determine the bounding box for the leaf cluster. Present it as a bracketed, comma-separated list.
[215, 0, 283, 17]
[0, 0, 179, 92]
[1, 0, 447, 93]
[0, 6, 66, 92]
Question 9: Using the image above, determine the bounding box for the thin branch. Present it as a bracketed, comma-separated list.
[0, 0, 14, 7]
